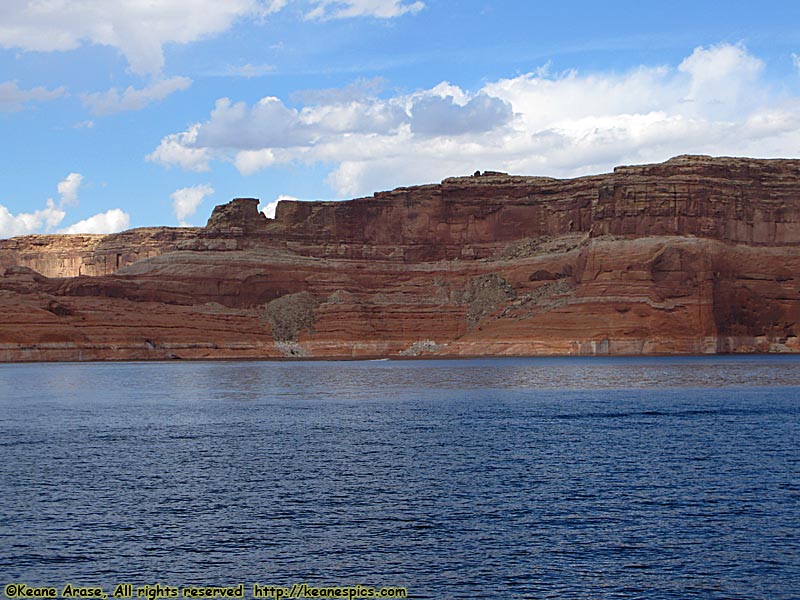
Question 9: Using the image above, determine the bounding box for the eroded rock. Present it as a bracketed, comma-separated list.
[1, 155, 800, 360]
[263, 291, 320, 342]
[461, 273, 515, 329]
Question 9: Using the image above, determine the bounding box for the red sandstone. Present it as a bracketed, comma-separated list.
[1, 155, 799, 361]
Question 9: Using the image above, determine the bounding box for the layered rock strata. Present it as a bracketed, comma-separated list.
[1, 155, 799, 361]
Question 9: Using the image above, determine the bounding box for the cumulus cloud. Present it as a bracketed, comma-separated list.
[57, 173, 83, 207]
[304, 99, 409, 134]
[0, 172, 130, 238]
[235, 149, 278, 176]
[0, 199, 66, 238]
[194, 97, 309, 149]
[81, 76, 192, 115]
[152, 85, 494, 170]
[190, 94, 410, 152]
[59, 209, 130, 234]
[150, 43, 800, 197]
[305, 0, 425, 20]
[0, 172, 79, 237]
[677, 42, 764, 118]
[0, 80, 64, 112]
[410, 93, 513, 136]
[146, 124, 211, 172]
[171, 184, 215, 226]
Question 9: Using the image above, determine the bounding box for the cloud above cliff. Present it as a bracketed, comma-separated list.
[410, 93, 513, 136]
[171, 184, 215, 226]
[147, 43, 800, 197]
[59, 209, 131, 234]
[0, 173, 130, 238]
[57, 173, 83, 207]
[149, 82, 517, 180]
[0, 200, 65, 238]
[146, 125, 212, 172]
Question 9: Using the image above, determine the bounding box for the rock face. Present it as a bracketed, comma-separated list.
[206, 197, 269, 234]
[1, 155, 800, 361]
[0, 228, 202, 277]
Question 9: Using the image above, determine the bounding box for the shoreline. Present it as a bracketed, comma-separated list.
[2, 346, 799, 365]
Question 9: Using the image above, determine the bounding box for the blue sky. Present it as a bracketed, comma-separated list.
[1, 0, 800, 236]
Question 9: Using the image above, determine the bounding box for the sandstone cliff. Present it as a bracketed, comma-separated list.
[1, 155, 799, 361]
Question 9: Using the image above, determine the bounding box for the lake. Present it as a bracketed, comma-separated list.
[1, 356, 799, 599]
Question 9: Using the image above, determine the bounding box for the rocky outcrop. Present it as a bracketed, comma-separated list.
[5, 155, 800, 276]
[206, 197, 269, 234]
[0, 227, 202, 277]
[1, 155, 800, 361]
[594, 155, 800, 244]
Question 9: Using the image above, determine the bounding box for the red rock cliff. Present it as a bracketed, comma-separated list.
[1, 155, 799, 361]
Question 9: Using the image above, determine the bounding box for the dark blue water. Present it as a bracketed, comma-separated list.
[1, 356, 799, 599]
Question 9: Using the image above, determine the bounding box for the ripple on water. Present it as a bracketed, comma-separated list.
[0, 356, 798, 598]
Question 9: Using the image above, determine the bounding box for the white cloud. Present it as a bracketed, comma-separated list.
[0, 80, 64, 111]
[146, 124, 211, 172]
[0, 0, 284, 76]
[410, 93, 513, 136]
[235, 149, 278, 176]
[262, 194, 297, 219]
[306, 0, 425, 20]
[59, 209, 130, 234]
[0, 199, 66, 238]
[0, 171, 88, 237]
[0, 0, 418, 76]
[152, 86, 502, 171]
[57, 173, 83, 207]
[0, 172, 129, 238]
[793, 53, 800, 71]
[677, 42, 764, 119]
[150, 43, 800, 197]
[171, 184, 214, 226]
[81, 76, 192, 115]
[301, 98, 409, 133]
[195, 96, 308, 149]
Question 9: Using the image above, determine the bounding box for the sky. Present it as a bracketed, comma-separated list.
[1, 0, 800, 237]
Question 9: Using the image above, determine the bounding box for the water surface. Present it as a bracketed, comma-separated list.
[1, 356, 798, 598]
